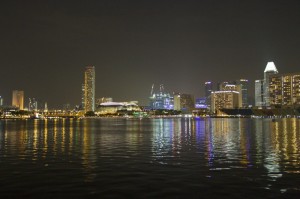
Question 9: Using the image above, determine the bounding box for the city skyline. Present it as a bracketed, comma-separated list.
[0, 0, 300, 107]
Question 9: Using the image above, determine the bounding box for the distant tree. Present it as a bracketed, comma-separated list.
[85, 111, 95, 117]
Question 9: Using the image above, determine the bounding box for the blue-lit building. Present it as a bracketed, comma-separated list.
[149, 84, 174, 110]
[195, 98, 207, 109]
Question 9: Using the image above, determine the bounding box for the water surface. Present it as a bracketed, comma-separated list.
[0, 117, 300, 198]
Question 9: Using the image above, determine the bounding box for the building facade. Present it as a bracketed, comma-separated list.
[84, 66, 95, 112]
[149, 84, 173, 110]
[263, 62, 278, 106]
[255, 80, 265, 107]
[254, 62, 278, 107]
[211, 91, 241, 114]
[236, 79, 249, 107]
[173, 93, 194, 113]
[12, 90, 24, 110]
[269, 73, 300, 106]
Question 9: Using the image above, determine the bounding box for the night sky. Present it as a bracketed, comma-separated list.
[1, 0, 300, 108]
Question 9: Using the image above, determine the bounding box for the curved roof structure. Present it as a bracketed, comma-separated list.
[100, 101, 139, 107]
[264, 62, 278, 73]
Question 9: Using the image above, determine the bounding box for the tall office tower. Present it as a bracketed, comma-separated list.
[81, 83, 85, 109]
[0, 96, 3, 106]
[255, 80, 264, 107]
[210, 91, 241, 114]
[12, 90, 24, 110]
[204, 81, 213, 98]
[264, 62, 278, 106]
[236, 79, 249, 107]
[269, 73, 300, 106]
[173, 93, 194, 113]
[84, 66, 95, 112]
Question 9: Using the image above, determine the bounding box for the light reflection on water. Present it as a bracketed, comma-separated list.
[0, 118, 300, 198]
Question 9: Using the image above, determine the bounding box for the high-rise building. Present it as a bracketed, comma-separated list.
[264, 62, 278, 106]
[204, 81, 213, 98]
[255, 80, 265, 107]
[269, 73, 300, 106]
[211, 91, 241, 114]
[173, 93, 194, 113]
[0, 96, 3, 106]
[81, 83, 85, 110]
[204, 81, 213, 109]
[12, 90, 24, 110]
[236, 79, 249, 107]
[84, 66, 95, 112]
[254, 62, 279, 107]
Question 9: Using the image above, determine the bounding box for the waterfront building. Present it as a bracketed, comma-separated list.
[173, 93, 194, 113]
[84, 66, 95, 112]
[254, 61, 279, 107]
[269, 73, 300, 106]
[204, 81, 213, 98]
[204, 81, 213, 109]
[211, 91, 241, 114]
[149, 84, 173, 110]
[195, 97, 207, 109]
[12, 90, 24, 110]
[96, 101, 141, 115]
[255, 80, 265, 107]
[264, 62, 278, 106]
[81, 83, 85, 110]
[236, 79, 249, 107]
[96, 97, 113, 106]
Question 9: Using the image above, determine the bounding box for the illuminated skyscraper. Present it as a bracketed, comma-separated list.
[211, 91, 241, 114]
[84, 66, 95, 112]
[269, 73, 300, 106]
[255, 62, 279, 107]
[264, 62, 278, 106]
[255, 80, 264, 107]
[204, 81, 213, 98]
[236, 79, 249, 107]
[173, 93, 194, 113]
[12, 90, 24, 110]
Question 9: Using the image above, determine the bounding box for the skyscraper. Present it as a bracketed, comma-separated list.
[236, 79, 249, 107]
[269, 73, 300, 106]
[204, 81, 213, 109]
[264, 62, 278, 106]
[211, 90, 241, 114]
[12, 90, 24, 110]
[204, 81, 213, 98]
[255, 62, 279, 107]
[255, 80, 264, 107]
[84, 66, 95, 112]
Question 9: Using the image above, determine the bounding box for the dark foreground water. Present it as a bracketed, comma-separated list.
[0, 117, 300, 198]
